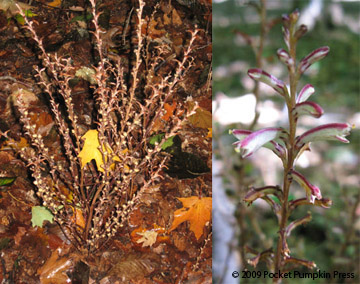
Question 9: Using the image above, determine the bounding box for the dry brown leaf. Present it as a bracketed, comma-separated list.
[172, 8, 182, 26]
[188, 107, 212, 129]
[38, 246, 79, 284]
[14, 226, 26, 246]
[1, 137, 29, 152]
[169, 196, 212, 240]
[108, 253, 159, 282]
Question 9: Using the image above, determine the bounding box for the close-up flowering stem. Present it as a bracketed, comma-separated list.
[273, 13, 299, 279]
[231, 8, 353, 281]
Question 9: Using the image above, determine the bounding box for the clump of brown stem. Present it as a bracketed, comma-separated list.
[15, 0, 200, 252]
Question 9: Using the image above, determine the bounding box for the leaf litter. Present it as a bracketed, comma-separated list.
[0, 0, 212, 282]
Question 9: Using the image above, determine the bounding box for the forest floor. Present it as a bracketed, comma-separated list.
[0, 0, 212, 283]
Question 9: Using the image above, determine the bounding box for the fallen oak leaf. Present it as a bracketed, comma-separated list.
[151, 101, 177, 133]
[169, 196, 212, 240]
[162, 101, 177, 121]
[31, 206, 54, 227]
[136, 230, 158, 247]
[131, 224, 167, 247]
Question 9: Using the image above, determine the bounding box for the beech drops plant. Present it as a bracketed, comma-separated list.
[230, 9, 352, 280]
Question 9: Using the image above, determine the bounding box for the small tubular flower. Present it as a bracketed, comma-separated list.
[295, 123, 352, 148]
[298, 46, 330, 74]
[244, 186, 282, 205]
[231, 127, 287, 158]
[289, 197, 332, 210]
[285, 213, 312, 237]
[277, 48, 293, 67]
[293, 101, 324, 118]
[296, 84, 315, 103]
[231, 129, 286, 160]
[290, 170, 321, 203]
[248, 68, 288, 97]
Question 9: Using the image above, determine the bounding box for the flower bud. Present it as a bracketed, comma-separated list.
[294, 24, 308, 40]
[277, 48, 293, 67]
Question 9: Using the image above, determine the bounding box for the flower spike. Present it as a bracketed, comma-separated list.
[290, 170, 321, 203]
[248, 69, 288, 97]
[298, 46, 330, 75]
[296, 123, 352, 148]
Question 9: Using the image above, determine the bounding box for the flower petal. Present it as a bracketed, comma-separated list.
[291, 170, 322, 203]
[298, 46, 330, 74]
[295, 123, 352, 148]
[239, 127, 287, 158]
[296, 84, 315, 103]
[248, 69, 287, 96]
[230, 129, 252, 141]
[231, 129, 287, 160]
[293, 101, 324, 118]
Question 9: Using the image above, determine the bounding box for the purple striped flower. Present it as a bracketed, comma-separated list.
[298, 46, 330, 74]
[291, 170, 322, 203]
[296, 123, 352, 148]
[230, 127, 287, 158]
[296, 84, 315, 103]
[248, 68, 288, 97]
[293, 101, 324, 118]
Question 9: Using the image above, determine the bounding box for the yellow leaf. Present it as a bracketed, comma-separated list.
[169, 196, 212, 240]
[207, 128, 212, 138]
[78, 129, 120, 172]
[188, 107, 212, 129]
[48, 0, 62, 8]
[1, 137, 29, 151]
